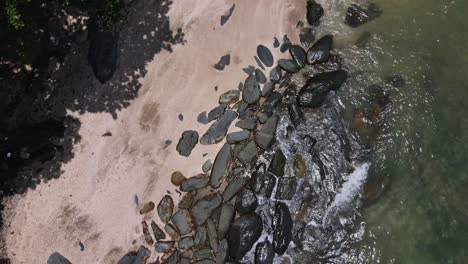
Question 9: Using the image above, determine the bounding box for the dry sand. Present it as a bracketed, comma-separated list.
[2, 0, 306, 263]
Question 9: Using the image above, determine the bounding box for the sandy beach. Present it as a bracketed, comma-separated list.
[1, 0, 304, 263]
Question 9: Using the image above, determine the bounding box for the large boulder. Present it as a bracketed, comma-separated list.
[297, 70, 348, 108]
[306, 35, 333, 65]
[227, 213, 263, 261]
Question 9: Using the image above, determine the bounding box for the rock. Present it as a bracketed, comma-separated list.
[218, 204, 235, 239]
[216, 239, 229, 264]
[165, 223, 181, 241]
[208, 104, 227, 121]
[88, 31, 118, 84]
[299, 27, 316, 47]
[251, 164, 277, 198]
[238, 140, 258, 165]
[171, 171, 186, 187]
[269, 66, 282, 83]
[287, 102, 304, 127]
[263, 92, 283, 115]
[197, 111, 210, 124]
[255, 56, 266, 70]
[306, 35, 333, 65]
[226, 130, 250, 144]
[273, 37, 280, 48]
[243, 65, 255, 75]
[306, 0, 324, 26]
[48, 252, 72, 264]
[222, 176, 248, 202]
[221, 4, 236, 26]
[202, 160, 212, 173]
[235, 189, 258, 215]
[158, 195, 174, 224]
[242, 75, 262, 104]
[297, 70, 348, 108]
[191, 193, 223, 225]
[289, 45, 307, 67]
[227, 213, 263, 261]
[355, 31, 372, 48]
[238, 82, 244, 91]
[117, 246, 151, 264]
[257, 112, 269, 123]
[255, 240, 275, 264]
[207, 218, 218, 251]
[178, 236, 194, 250]
[178, 191, 197, 209]
[269, 149, 286, 177]
[139, 201, 155, 214]
[180, 258, 191, 264]
[236, 101, 249, 113]
[166, 249, 180, 264]
[345, 3, 382, 27]
[194, 248, 213, 260]
[210, 143, 232, 188]
[178, 114, 184, 121]
[181, 174, 209, 192]
[280, 35, 291, 53]
[275, 177, 298, 200]
[256, 45, 274, 67]
[272, 202, 293, 255]
[142, 221, 154, 245]
[200, 110, 238, 145]
[155, 241, 175, 253]
[102, 132, 112, 137]
[219, 90, 240, 104]
[255, 115, 279, 149]
[172, 210, 193, 235]
[278, 59, 301, 73]
[255, 69, 267, 84]
[214, 54, 231, 70]
[293, 154, 306, 177]
[235, 117, 257, 130]
[176, 130, 199, 157]
[194, 226, 208, 248]
[262, 82, 275, 97]
[151, 220, 166, 241]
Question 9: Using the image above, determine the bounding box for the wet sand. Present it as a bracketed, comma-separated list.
[1, 0, 304, 263]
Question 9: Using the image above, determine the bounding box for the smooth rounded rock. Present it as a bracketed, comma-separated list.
[171, 171, 186, 187]
[238, 140, 258, 165]
[178, 191, 197, 209]
[180, 174, 209, 192]
[158, 195, 174, 224]
[255, 69, 267, 84]
[269, 66, 282, 83]
[218, 204, 235, 239]
[289, 45, 307, 68]
[227, 130, 250, 144]
[256, 45, 274, 67]
[242, 75, 262, 104]
[272, 202, 293, 255]
[235, 189, 258, 215]
[210, 143, 232, 188]
[306, 0, 324, 26]
[278, 59, 301, 73]
[200, 110, 238, 145]
[190, 193, 223, 225]
[48, 252, 72, 264]
[139, 201, 155, 214]
[178, 236, 194, 250]
[165, 223, 181, 241]
[172, 209, 193, 235]
[307, 35, 333, 65]
[216, 239, 229, 264]
[223, 176, 248, 202]
[176, 130, 199, 157]
[155, 241, 175, 253]
[227, 213, 263, 261]
[297, 70, 348, 108]
[151, 220, 166, 241]
[219, 90, 240, 104]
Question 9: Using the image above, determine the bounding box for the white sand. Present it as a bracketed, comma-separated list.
[2, 0, 305, 263]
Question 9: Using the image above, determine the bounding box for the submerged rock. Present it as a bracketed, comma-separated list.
[180, 174, 209, 192]
[228, 213, 263, 261]
[256, 45, 274, 67]
[345, 3, 382, 27]
[255, 69, 267, 84]
[151, 220, 166, 241]
[278, 59, 301, 73]
[223, 176, 248, 202]
[214, 54, 231, 71]
[255, 240, 275, 264]
[210, 143, 231, 188]
[219, 90, 240, 104]
[272, 202, 293, 255]
[235, 189, 258, 215]
[200, 110, 238, 145]
[238, 140, 258, 165]
[289, 45, 307, 68]
[158, 195, 174, 224]
[269, 66, 282, 83]
[297, 70, 348, 108]
[176, 130, 199, 157]
[356, 31, 372, 48]
[172, 209, 193, 235]
[275, 177, 298, 200]
[307, 35, 333, 65]
[243, 75, 262, 104]
[306, 0, 324, 26]
[218, 204, 236, 239]
[191, 193, 222, 225]
[48, 252, 72, 264]
[269, 149, 286, 177]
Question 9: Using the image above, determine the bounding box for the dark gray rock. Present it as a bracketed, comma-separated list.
[165, 223, 181, 241]
[255, 240, 275, 264]
[262, 82, 275, 97]
[272, 203, 293, 255]
[88, 31, 118, 84]
[221, 4, 236, 26]
[197, 111, 210, 124]
[178, 236, 194, 250]
[345, 3, 382, 27]
[214, 54, 231, 71]
[116, 246, 151, 264]
[176, 130, 199, 157]
[194, 226, 208, 248]
[278, 59, 301, 73]
[202, 159, 212, 173]
[273, 37, 280, 48]
[263, 92, 283, 115]
[155, 241, 175, 253]
[243, 65, 255, 75]
[180, 258, 191, 264]
[191, 193, 223, 225]
[306, 35, 333, 65]
[269, 149, 286, 177]
[289, 45, 307, 68]
[257, 112, 269, 124]
[178, 114, 184, 121]
[151, 220, 166, 241]
[142, 221, 154, 245]
[238, 81, 244, 91]
[166, 249, 180, 264]
[255, 56, 266, 70]
[238, 140, 258, 165]
[255, 69, 267, 84]
[255, 115, 279, 149]
[178, 191, 197, 209]
[257, 45, 274, 67]
[280, 35, 291, 53]
[236, 101, 249, 113]
[207, 218, 218, 251]
[227, 130, 250, 144]
[181, 174, 209, 192]
[297, 70, 348, 108]
[242, 75, 262, 105]
[200, 110, 238, 145]
[287, 102, 304, 127]
[210, 143, 231, 188]
[235, 189, 258, 215]
[194, 248, 213, 260]
[269, 66, 282, 83]
[158, 195, 174, 224]
[195, 259, 215, 264]
[219, 90, 240, 104]
[275, 177, 298, 200]
[222, 176, 248, 201]
[216, 239, 229, 264]
[235, 117, 257, 130]
[172, 209, 193, 235]
[208, 104, 227, 121]
[306, 0, 324, 26]
[227, 213, 263, 261]
[218, 204, 235, 239]
[48, 252, 72, 264]
[299, 27, 316, 47]
[250, 164, 277, 198]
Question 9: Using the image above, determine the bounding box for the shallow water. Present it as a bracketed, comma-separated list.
[319, 0, 468, 263]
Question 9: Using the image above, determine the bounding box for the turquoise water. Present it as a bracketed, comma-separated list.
[342, 0, 468, 263]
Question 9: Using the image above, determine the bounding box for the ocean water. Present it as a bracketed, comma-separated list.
[320, 0, 468, 263]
